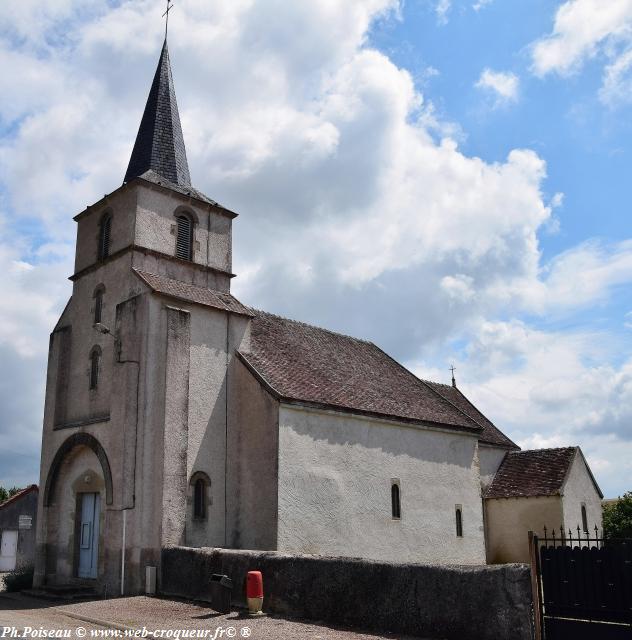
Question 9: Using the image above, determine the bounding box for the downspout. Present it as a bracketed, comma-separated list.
[224, 311, 230, 546]
[121, 509, 127, 596]
[115, 332, 141, 597]
[207, 207, 211, 288]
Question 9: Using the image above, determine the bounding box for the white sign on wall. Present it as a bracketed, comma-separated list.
[18, 515, 32, 529]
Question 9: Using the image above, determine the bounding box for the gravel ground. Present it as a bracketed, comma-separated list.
[0, 592, 106, 639]
[0, 594, 431, 640]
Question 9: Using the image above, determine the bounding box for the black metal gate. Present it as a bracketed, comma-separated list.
[532, 528, 632, 639]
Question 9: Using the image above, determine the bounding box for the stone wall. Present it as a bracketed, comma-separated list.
[161, 546, 534, 640]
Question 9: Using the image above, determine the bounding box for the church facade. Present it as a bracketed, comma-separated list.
[33, 40, 600, 595]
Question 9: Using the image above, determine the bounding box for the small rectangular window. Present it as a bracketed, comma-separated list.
[391, 480, 401, 520]
[455, 504, 463, 537]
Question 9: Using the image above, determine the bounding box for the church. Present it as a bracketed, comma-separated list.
[33, 38, 603, 595]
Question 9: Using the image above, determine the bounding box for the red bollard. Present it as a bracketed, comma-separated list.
[246, 571, 264, 615]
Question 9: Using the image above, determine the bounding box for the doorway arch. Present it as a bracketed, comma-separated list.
[43, 433, 113, 507]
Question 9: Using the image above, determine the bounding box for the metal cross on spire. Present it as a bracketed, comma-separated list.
[450, 364, 457, 388]
[163, 0, 175, 39]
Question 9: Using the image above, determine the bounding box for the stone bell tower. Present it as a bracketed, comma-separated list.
[34, 36, 252, 595]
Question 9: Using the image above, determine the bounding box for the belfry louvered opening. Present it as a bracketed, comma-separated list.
[176, 214, 193, 261]
[98, 214, 112, 261]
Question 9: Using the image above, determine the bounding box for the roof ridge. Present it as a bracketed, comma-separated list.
[510, 446, 577, 455]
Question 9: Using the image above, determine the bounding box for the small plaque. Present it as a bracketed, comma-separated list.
[19, 515, 32, 529]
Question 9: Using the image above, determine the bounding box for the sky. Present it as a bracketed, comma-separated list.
[0, 0, 630, 498]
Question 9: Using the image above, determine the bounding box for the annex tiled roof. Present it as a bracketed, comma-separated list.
[125, 40, 191, 187]
[426, 382, 519, 449]
[238, 312, 483, 433]
[0, 484, 38, 510]
[133, 269, 253, 317]
[485, 447, 578, 498]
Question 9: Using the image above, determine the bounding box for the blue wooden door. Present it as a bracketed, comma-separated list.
[78, 493, 100, 579]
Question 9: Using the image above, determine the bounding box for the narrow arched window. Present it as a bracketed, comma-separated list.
[89, 347, 101, 390]
[93, 285, 104, 325]
[455, 505, 463, 537]
[176, 214, 193, 261]
[194, 479, 206, 519]
[581, 504, 588, 532]
[391, 482, 401, 519]
[98, 214, 112, 260]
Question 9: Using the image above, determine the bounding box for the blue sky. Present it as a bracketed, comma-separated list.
[372, 0, 629, 258]
[0, 0, 630, 498]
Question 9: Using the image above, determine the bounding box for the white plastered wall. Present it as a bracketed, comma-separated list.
[485, 495, 563, 564]
[478, 445, 508, 490]
[561, 452, 603, 536]
[277, 405, 486, 564]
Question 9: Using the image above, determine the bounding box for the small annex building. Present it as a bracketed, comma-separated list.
[484, 447, 603, 563]
[0, 485, 39, 572]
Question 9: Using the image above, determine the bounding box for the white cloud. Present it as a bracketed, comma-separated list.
[550, 192, 565, 208]
[532, 0, 632, 76]
[0, 223, 72, 488]
[531, 0, 632, 105]
[436, 0, 451, 25]
[473, 0, 494, 11]
[475, 68, 520, 105]
[523, 240, 632, 314]
[600, 47, 632, 105]
[441, 274, 476, 302]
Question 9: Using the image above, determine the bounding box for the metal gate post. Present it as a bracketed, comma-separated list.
[528, 530, 543, 640]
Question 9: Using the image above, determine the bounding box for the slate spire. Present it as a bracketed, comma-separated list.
[124, 40, 191, 186]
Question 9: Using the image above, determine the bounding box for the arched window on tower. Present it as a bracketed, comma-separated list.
[93, 285, 105, 325]
[89, 346, 102, 390]
[194, 479, 206, 519]
[175, 214, 193, 261]
[98, 213, 112, 260]
[391, 481, 401, 519]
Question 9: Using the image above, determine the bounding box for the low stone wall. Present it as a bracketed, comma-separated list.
[161, 547, 534, 640]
